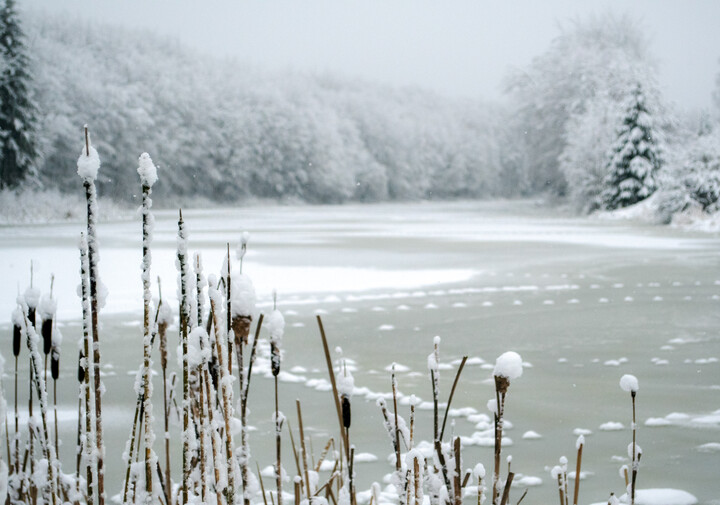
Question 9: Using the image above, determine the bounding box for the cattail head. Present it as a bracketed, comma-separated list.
[137, 153, 158, 188]
[338, 359, 354, 429]
[267, 300, 285, 377]
[77, 132, 100, 182]
[41, 319, 53, 355]
[51, 347, 60, 380]
[12, 307, 22, 357]
[342, 395, 351, 429]
[77, 350, 85, 383]
[493, 351, 523, 393]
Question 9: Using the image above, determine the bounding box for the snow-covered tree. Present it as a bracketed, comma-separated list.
[602, 83, 664, 210]
[660, 129, 720, 217]
[0, 0, 38, 189]
[505, 13, 654, 196]
[560, 93, 623, 212]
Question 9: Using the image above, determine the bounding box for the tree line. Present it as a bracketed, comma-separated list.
[1, 4, 719, 219]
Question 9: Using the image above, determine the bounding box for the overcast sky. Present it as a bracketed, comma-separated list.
[24, 0, 720, 111]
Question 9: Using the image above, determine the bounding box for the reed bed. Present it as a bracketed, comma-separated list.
[2, 129, 647, 505]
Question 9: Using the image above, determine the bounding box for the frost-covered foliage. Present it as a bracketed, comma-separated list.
[658, 128, 720, 217]
[27, 13, 505, 203]
[602, 83, 664, 210]
[505, 13, 655, 196]
[560, 94, 623, 212]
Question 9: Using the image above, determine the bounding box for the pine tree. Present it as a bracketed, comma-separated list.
[0, 0, 38, 189]
[602, 83, 663, 210]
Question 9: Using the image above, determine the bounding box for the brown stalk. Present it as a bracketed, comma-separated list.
[286, 420, 302, 478]
[516, 488, 529, 505]
[257, 462, 270, 505]
[630, 392, 637, 505]
[314, 438, 335, 473]
[440, 356, 468, 442]
[209, 294, 236, 505]
[453, 437, 462, 505]
[296, 400, 311, 500]
[556, 473, 564, 505]
[499, 472, 514, 505]
[573, 440, 583, 505]
[316, 316, 348, 457]
[78, 234, 94, 505]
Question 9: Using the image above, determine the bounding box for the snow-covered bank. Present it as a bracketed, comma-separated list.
[0, 188, 131, 224]
[592, 192, 720, 233]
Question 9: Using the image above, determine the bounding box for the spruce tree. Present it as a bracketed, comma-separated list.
[602, 83, 663, 210]
[0, 0, 38, 189]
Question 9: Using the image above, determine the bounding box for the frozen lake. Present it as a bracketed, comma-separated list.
[1, 200, 719, 504]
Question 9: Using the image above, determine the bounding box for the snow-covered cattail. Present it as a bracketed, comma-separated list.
[491, 351, 523, 505]
[231, 272, 256, 347]
[24, 284, 40, 327]
[40, 292, 56, 356]
[138, 152, 159, 502]
[620, 374, 640, 505]
[78, 126, 106, 505]
[12, 308, 22, 357]
[337, 362, 354, 430]
[267, 294, 285, 378]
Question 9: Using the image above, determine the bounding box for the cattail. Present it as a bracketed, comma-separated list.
[50, 326, 61, 471]
[40, 288, 56, 358]
[156, 279, 173, 504]
[176, 209, 192, 505]
[138, 152, 159, 502]
[20, 312, 59, 505]
[12, 308, 22, 358]
[78, 126, 106, 505]
[491, 351, 523, 505]
[78, 232, 94, 505]
[267, 293, 285, 505]
[620, 374, 640, 505]
[208, 274, 236, 505]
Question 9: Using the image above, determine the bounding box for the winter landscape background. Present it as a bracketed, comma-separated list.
[0, 1, 719, 505]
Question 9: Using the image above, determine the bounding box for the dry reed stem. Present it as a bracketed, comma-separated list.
[22, 315, 58, 505]
[434, 440, 452, 504]
[296, 400, 311, 500]
[78, 233, 94, 505]
[453, 437, 462, 505]
[556, 473, 564, 505]
[631, 392, 637, 505]
[141, 179, 154, 499]
[209, 295, 236, 505]
[499, 471, 514, 505]
[516, 488, 529, 505]
[314, 438, 334, 473]
[316, 316, 349, 458]
[573, 441, 583, 505]
[257, 461, 270, 505]
[83, 163, 105, 505]
[440, 357, 468, 442]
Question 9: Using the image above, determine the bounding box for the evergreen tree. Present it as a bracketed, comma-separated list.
[0, 0, 38, 189]
[602, 83, 663, 209]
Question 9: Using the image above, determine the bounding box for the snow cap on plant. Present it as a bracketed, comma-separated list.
[493, 351, 523, 393]
[77, 134, 100, 182]
[231, 273, 256, 318]
[620, 374, 639, 395]
[237, 231, 250, 261]
[137, 152, 158, 187]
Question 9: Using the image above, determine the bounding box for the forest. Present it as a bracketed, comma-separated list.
[2, 9, 720, 222]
